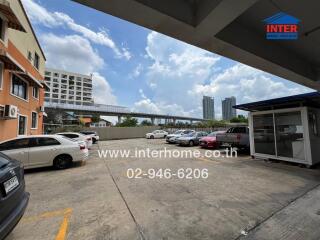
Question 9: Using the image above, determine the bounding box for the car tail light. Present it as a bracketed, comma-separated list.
[237, 134, 241, 141]
[87, 137, 91, 141]
[80, 145, 86, 150]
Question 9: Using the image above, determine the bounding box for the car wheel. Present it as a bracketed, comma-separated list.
[150, 135, 154, 139]
[92, 138, 97, 144]
[189, 140, 194, 147]
[164, 135, 167, 138]
[54, 155, 72, 170]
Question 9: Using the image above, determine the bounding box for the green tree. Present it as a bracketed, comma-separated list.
[230, 115, 248, 123]
[140, 120, 153, 126]
[117, 116, 138, 127]
[206, 119, 228, 128]
[91, 114, 100, 123]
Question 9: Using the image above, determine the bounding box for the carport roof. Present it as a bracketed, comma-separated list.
[234, 91, 320, 111]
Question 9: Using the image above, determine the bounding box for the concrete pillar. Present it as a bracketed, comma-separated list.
[173, 118, 176, 125]
[190, 120, 193, 125]
[118, 116, 122, 124]
[151, 117, 155, 125]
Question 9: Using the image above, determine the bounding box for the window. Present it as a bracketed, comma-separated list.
[61, 134, 78, 139]
[31, 112, 38, 129]
[0, 105, 4, 118]
[28, 51, 33, 61]
[34, 52, 39, 70]
[0, 17, 5, 41]
[37, 137, 60, 147]
[18, 115, 27, 135]
[233, 127, 247, 133]
[0, 61, 3, 89]
[0, 138, 30, 151]
[45, 71, 51, 76]
[253, 114, 275, 155]
[32, 87, 39, 99]
[11, 74, 28, 100]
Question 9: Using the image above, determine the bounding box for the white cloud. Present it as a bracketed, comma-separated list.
[22, 0, 131, 60]
[41, 33, 117, 105]
[133, 31, 312, 119]
[192, 64, 311, 105]
[41, 33, 104, 74]
[133, 87, 201, 117]
[144, 32, 220, 111]
[92, 72, 117, 105]
[130, 64, 143, 78]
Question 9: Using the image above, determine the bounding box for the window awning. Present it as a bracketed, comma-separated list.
[0, 48, 25, 72]
[0, 0, 26, 32]
[41, 80, 50, 91]
[0, 49, 46, 89]
[11, 70, 43, 88]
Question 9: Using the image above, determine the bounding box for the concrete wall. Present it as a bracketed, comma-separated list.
[87, 126, 160, 140]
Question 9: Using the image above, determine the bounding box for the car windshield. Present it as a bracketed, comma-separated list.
[174, 130, 183, 134]
[208, 132, 217, 137]
[184, 132, 196, 137]
[61, 136, 78, 142]
[80, 132, 92, 135]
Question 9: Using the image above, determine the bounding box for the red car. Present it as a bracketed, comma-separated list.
[199, 131, 226, 149]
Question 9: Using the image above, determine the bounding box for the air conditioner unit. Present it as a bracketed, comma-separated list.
[39, 106, 45, 112]
[4, 105, 18, 119]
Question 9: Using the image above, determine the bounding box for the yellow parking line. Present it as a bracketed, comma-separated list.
[55, 209, 72, 240]
[21, 208, 73, 240]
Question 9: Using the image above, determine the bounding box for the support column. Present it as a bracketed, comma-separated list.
[151, 117, 155, 125]
[173, 118, 176, 125]
[190, 120, 193, 125]
[118, 116, 122, 124]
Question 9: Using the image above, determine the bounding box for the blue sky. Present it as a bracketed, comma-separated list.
[22, 0, 312, 119]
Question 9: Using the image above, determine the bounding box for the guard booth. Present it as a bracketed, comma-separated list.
[234, 92, 320, 167]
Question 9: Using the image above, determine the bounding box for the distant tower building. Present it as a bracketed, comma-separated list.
[202, 96, 215, 119]
[222, 96, 237, 120]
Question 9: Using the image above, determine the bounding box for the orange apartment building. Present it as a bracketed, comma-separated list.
[0, 0, 46, 141]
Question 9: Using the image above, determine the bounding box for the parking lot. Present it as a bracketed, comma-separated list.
[6, 138, 320, 240]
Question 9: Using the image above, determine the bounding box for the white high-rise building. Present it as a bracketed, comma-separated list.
[222, 96, 237, 120]
[202, 96, 215, 119]
[44, 68, 93, 105]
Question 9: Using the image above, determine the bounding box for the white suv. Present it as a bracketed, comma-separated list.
[0, 135, 88, 170]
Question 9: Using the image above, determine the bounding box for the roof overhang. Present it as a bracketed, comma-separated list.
[73, 0, 320, 90]
[234, 91, 320, 111]
[0, 0, 26, 32]
[0, 48, 25, 71]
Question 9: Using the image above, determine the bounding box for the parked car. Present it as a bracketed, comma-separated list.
[177, 132, 208, 146]
[0, 152, 29, 240]
[0, 135, 88, 170]
[166, 130, 196, 144]
[199, 131, 226, 149]
[80, 131, 100, 143]
[216, 127, 250, 150]
[146, 130, 168, 139]
[56, 132, 93, 149]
